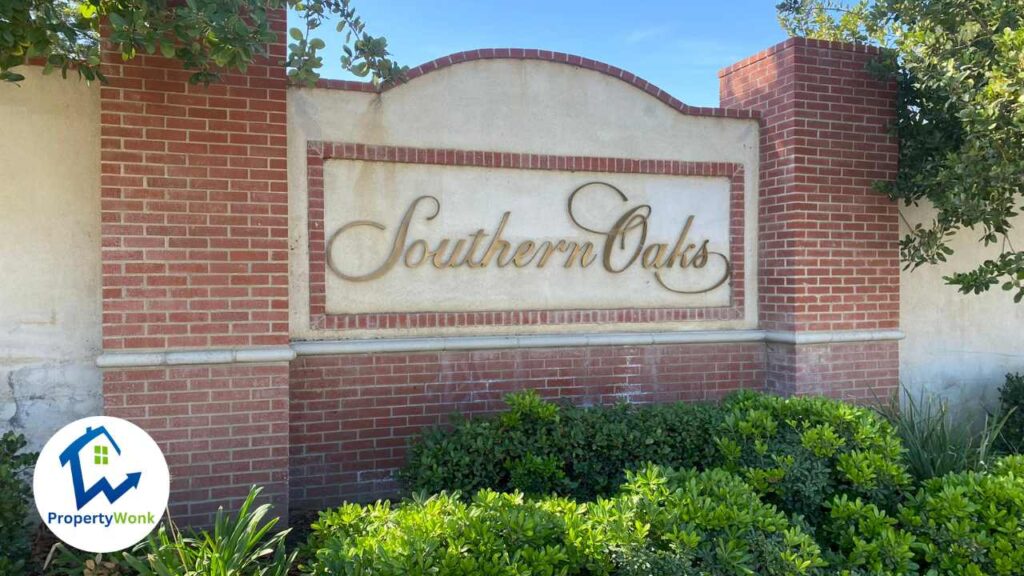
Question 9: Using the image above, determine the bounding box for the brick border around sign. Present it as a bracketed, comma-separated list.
[305, 142, 747, 332]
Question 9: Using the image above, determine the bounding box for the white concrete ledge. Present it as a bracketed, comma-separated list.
[290, 329, 768, 356]
[94, 330, 906, 366]
[290, 329, 905, 356]
[95, 346, 296, 368]
[763, 330, 905, 345]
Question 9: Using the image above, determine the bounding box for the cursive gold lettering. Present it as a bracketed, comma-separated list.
[326, 195, 440, 281]
[602, 205, 650, 273]
[479, 212, 513, 267]
[325, 183, 732, 295]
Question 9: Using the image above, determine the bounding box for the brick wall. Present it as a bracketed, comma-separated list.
[99, 20, 289, 351]
[289, 342, 765, 510]
[104, 364, 289, 525]
[720, 38, 900, 397]
[720, 38, 899, 333]
[765, 341, 898, 400]
[98, 9, 291, 522]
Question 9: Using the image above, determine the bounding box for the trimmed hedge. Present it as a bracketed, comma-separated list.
[900, 456, 1024, 575]
[400, 390, 724, 500]
[314, 392, 1024, 576]
[716, 391, 911, 529]
[305, 464, 826, 576]
[403, 389, 912, 530]
[818, 455, 1024, 575]
[822, 495, 919, 575]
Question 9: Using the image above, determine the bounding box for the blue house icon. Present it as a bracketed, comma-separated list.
[59, 426, 142, 510]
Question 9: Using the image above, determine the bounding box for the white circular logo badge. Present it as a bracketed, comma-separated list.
[34, 416, 170, 553]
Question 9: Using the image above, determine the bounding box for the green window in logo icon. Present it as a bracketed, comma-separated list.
[94, 444, 109, 465]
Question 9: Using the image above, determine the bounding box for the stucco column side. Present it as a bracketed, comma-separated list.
[720, 38, 901, 399]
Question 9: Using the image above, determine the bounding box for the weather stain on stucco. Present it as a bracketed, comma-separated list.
[0, 361, 102, 450]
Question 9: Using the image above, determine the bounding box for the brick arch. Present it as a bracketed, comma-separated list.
[314, 48, 757, 120]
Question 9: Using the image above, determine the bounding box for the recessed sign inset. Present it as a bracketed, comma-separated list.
[322, 160, 733, 314]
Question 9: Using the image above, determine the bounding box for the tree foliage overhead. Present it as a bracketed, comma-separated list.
[0, 0, 404, 86]
[778, 0, 1024, 302]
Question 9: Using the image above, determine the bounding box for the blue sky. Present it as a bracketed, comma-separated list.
[289, 1, 790, 107]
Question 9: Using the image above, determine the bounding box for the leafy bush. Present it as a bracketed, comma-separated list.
[603, 465, 826, 575]
[898, 456, 1024, 575]
[993, 454, 1024, 477]
[0, 432, 38, 576]
[998, 372, 1024, 452]
[714, 391, 911, 529]
[818, 455, 1024, 575]
[878, 387, 1007, 482]
[396, 389, 1024, 574]
[401, 390, 724, 500]
[822, 495, 918, 575]
[123, 486, 293, 576]
[304, 491, 585, 576]
[306, 465, 826, 576]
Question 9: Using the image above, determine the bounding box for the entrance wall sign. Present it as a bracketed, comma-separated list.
[313, 147, 741, 317]
[326, 182, 731, 296]
[305, 142, 750, 332]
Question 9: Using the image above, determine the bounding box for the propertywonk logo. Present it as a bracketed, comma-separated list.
[34, 416, 170, 553]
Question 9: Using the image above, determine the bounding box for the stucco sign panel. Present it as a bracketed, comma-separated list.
[320, 157, 735, 315]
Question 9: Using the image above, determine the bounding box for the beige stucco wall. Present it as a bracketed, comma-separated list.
[0, 68, 102, 450]
[288, 58, 760, 340]
[900, 202, 1024, 409]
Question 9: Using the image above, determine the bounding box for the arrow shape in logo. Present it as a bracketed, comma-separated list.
[76, 472, 142, 509]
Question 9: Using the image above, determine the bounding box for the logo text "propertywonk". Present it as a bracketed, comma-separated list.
[47, 511, 156, 529]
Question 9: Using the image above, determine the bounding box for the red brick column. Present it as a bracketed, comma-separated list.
[720, 38, 901, 399]
[97, 10, 291, 525]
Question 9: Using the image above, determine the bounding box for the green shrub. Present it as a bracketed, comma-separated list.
[811, 455, 1024, 576]
[306, 465, 826, 576]
[400, 390, 724, 500]
[602, 465, 826, 576]
[304, 491, 585, 576]
[998, 372, 1024, 452]
[393, 389, 1024, 575]
[398, 390, 567, 497]
[715, 391, 911, 529]
[0, 432, 38, 576]
[564, 401, 723, 499]
[898, 456, 1024, 576]
[822, 495, 918, 575]
[992, 454, 1024, 477]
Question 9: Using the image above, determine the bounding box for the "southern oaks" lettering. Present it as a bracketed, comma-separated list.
[326, 181, 731, 295]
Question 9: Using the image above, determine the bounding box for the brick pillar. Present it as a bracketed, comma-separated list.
[720, 38, 900, 399]
[98, 11, 291, 525]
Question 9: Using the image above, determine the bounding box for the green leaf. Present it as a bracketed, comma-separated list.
[159, 40, 175, 59]
[108, 12, 128, 29]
